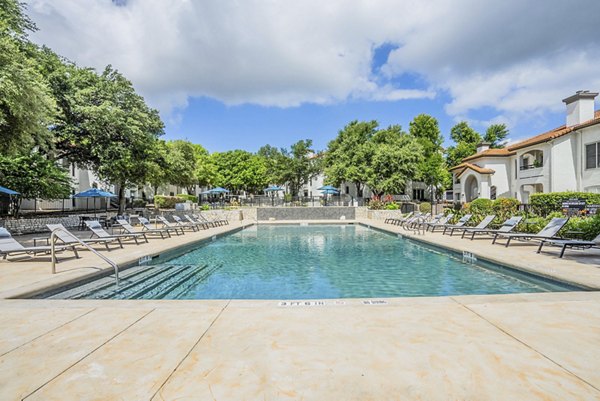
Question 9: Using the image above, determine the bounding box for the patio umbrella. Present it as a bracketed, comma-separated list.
[318, 185, 338, 191]
[73, 188, 117, 216]
[208, 187, 230, 194]
[264, 185, 284, 206]
[0, 186, 20, 196]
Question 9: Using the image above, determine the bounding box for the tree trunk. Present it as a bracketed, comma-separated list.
[118, 184, 126, 215]
[355, 182, 363, 198]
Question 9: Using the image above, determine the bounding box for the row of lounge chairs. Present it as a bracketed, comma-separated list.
[0, 213, 229, 262]
[385, 212, 600, 258]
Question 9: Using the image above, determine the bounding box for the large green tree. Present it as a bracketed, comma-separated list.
[210, 150, 268, 193]
[257, 144, 287, 186]
[409, 114, 451, 201]
[445, 121, 482, 167]
[323, 121, 378, 199]
[484, 123, 509, 148]
[367, 126, 423, 196]
[165, 140, 199, 194]
[0, 1, 55, 155]
[280, 139, 321, 197]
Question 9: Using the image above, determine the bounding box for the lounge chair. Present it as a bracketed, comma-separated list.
[385, 212, 412, 225]
[169, 215, 200, 232]
[404, 213, 430, 230]
[46, 224, 123, 251]
[425, 214, 454, 232]
[492, 217, 569, 247]
[85, 220, 148, 244]
[0, 227, 78, 262]
[156, 216, 192, 234]
[195, 212, 228, 226]
[139, 217, 184, 236]
[461, 216, 523, 240]
[444, 214, 496, 236]
[184, 215, 210, 230]
[117, 219, 171, 239]
[537, 233, 600, 258]
[441, 214, 474, 235]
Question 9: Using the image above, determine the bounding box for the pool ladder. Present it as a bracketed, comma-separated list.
[50, 227, 120, 286]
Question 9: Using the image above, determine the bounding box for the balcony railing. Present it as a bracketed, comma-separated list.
[520, 163, 542, 170]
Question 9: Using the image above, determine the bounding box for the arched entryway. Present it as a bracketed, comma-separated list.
[464, 175, 479, 202]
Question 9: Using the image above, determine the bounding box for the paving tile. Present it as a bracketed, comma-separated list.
[0, 307, 150, 400]
[26, 307, 223, 401]
[467, 300, 600, 390]
[153, 302, 599, 401]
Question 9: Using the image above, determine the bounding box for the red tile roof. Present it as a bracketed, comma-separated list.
[462, 148, 516, 162]
[448, 162, 495, 176]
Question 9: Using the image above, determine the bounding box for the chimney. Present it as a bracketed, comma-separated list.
[562, 90, 598, 127]
[476, 142, 491, 153]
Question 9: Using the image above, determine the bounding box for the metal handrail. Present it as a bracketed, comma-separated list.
[50, 227, 119, 286]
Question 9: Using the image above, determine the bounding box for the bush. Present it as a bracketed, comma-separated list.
[132, 199, 147, 208]
[200, 204, 210, 211]
[419, 202, 431, 214]
[492, 198, 520, 221]
[154, 195, 184, 209]
[385, 202, 400, 210]
[467, 198, 493, 215]
[561, 214, 600, 240]
[368, 199, 386, 210]
[530, 192, 600, 216]
[177, 194, 197, 203]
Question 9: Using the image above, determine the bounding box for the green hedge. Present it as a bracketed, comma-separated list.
[154, 195, 184, 209]
[419, 202, 431, 214]
[516, 213, 600, 240]
[177, 194, 198, 202]
[530, 192, 600, 216]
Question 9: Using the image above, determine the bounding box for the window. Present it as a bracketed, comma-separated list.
[490, 186, 497, 200]
[586, 142, 600, 169]
[514, 159, 518, 178]
[345, 186, 350, 194]
[413, 189, 425, 201]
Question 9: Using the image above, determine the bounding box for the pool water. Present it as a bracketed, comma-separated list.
[142, 224, 572, 299]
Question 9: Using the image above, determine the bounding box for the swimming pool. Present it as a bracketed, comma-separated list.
[45, 224, 576, 300]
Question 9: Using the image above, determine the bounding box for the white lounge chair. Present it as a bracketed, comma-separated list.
[117, 219, 170, 239]
[0, 227, 78, 262]
[167, 216, 199, 232]
[139, 217, 184, 236]
[85, 220, 148, 244]
[47, 224, 123, 251]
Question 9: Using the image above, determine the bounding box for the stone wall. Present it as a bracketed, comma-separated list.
[0, 215, 81, 235]
[256, 206, 355, 221]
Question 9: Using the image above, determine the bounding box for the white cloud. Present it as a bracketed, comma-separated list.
[25, 0, 600, 124]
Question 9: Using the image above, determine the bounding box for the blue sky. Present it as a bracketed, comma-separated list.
[26, 0, 598, 153]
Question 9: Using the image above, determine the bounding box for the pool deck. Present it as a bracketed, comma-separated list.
[0, 219, 599, 400]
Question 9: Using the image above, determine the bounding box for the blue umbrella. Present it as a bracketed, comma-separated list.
[73, 188, 117, 215]
[264, 185, 284, 192]
[318, 185, 338, 191]
[321, 188, 340, 194]
[0, 186, 20, 196]
[208, 187, 230, 194]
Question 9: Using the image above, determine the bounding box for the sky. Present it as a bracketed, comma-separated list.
[25, 0, 600, 153]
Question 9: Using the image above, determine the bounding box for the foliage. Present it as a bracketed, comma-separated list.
[385, 202, 400, 210]
[367, 198, 386, 210]
[467, 198, 493, 214]
[164, 140, 199, 192]
[562, 214, 600, 240]
[445, 121, 482, 167]
[200, 204, 210, 211]
[419, 202, 432, 214]
[409, 114, 451, 198]
[154, 195, 184, 209]
[0, 5, 55, 155]
[177, 194, 197, 202]
[280, 139, 321, 197]
[145, 140, 170, 195]
[530, 192, 600, 216]
[324, 120, 378, 198]
[210, 150, 269, 193]
[492, 198, 520, 221]
[484, 124, 509, 149]
[367, 126, 423, 196]
[257, 144, 287, 185]
[132, 199, 147, 208]
[0, 153, 72, 215]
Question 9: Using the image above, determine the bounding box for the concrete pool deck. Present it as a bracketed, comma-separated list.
[0, 219, 599, 399]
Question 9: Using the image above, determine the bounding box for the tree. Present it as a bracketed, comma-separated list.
[257, 144, 287, 185]
[165, 140, 199, 194]
[324, 121, 378, 199]
[367, 126, 423, 196]
[210, 150, 268, 193]
[0, 153, 71, 216]
[281, 139, 321, 197]
[145, 140, 170, 197]
[484, 123, 509, 148]
[445, 121, 482, 167]
[0, 1, 55, 155]
[50, 65, 164, 213]
[409, 114, 451, 201]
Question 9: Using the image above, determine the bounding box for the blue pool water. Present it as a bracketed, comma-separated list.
[139, 224, 572, 299]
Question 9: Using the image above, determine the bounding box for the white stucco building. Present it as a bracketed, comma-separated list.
[450, 91, 600, 204]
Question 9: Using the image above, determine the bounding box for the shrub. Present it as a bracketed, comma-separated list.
[154, 195, 184, 209]
[177, 194, 197, 203]
[385, 202, 400, 210]
[368, 198, 386, 210]
[467, 198, 493, 215]
[530, 192, 600, 216]
[200, 204, 210, 211]
[132, 199, 147, 208]
[492, 198, 520, 221]
[419, 202, 431, 214]
[561, 214, 600, 240]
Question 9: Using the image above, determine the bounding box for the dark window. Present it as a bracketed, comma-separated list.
[514, 159, 517, 178]
[490, 186, 497, 200]
[345, 186, 350, 194]
[586, 143, 599, 169]
[413, 189, 425, 201]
